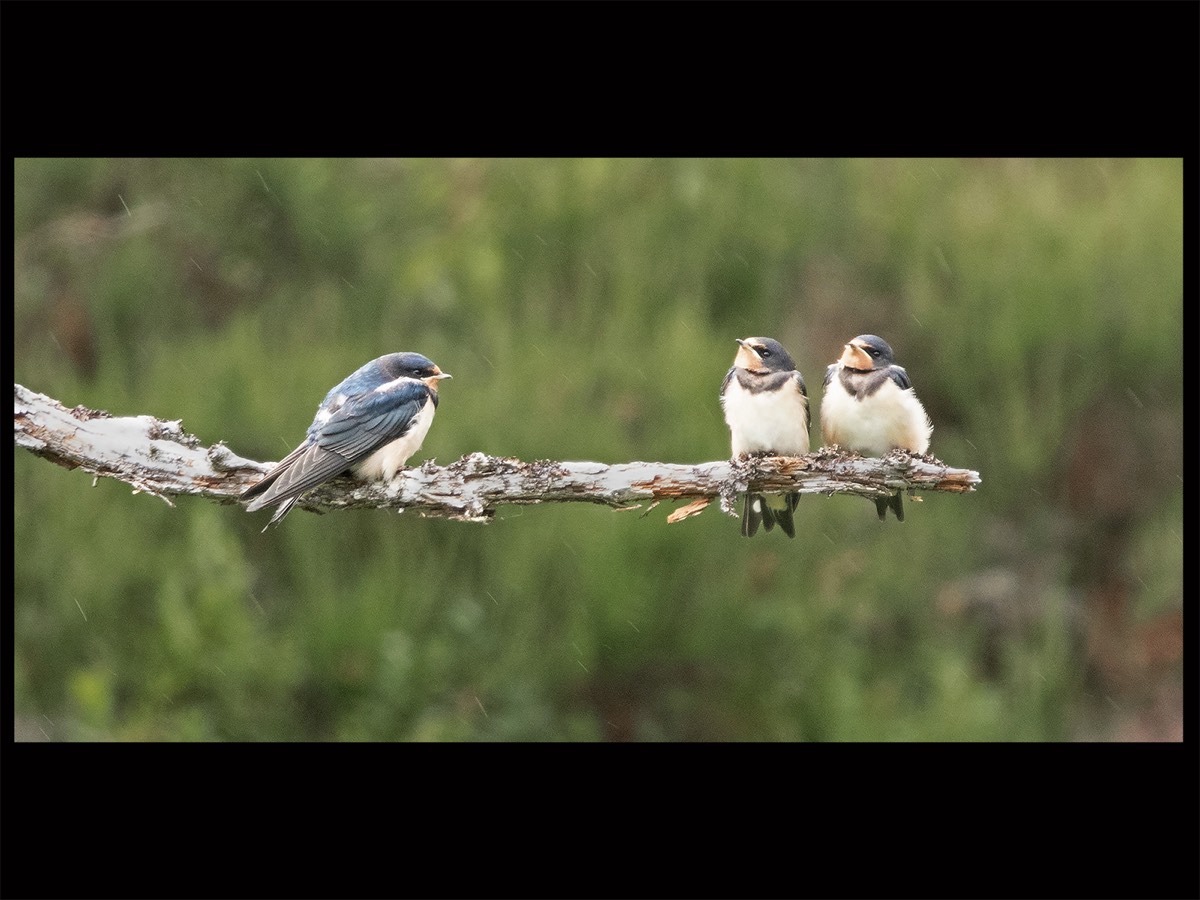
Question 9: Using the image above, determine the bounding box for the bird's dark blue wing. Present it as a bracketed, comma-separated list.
[242, 441, 352, 514]
[241, 439, 321, 505]
[887, 365, 913, 391]
[242, 381, 432, 517]
[720, 366, 736, 399]
[313, 381, 431, 462]
[822, 363, 837, 388]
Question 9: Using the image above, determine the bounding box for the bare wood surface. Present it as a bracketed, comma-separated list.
[15, 383, 981, 523]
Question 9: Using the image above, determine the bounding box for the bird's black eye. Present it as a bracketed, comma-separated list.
[759, 348, 771, 358]
[868, 348, 879, 357]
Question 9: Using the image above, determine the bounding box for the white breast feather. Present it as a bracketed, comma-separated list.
[723, 378, 810, 457]
[352, 398, 436, 482]
[820, 376, 931, 456]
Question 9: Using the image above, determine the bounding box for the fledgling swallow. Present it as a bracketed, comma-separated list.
[820, 334, 931, 521]
[241, 352, 451, 528]
[720, 336, 810, 537]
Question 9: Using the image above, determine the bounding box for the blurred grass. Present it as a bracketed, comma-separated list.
[13, 158, 1182, 741]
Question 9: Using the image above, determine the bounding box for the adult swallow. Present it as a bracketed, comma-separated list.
[241, 352, 451, 528]
[720, 337, 810, 537]
[820, 334, 931, 521]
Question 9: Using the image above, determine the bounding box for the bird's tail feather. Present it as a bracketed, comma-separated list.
[875, 491, 904, 522]
[259, 496, 298, 531]
[776, 492, 798, 538]
[742, 493, 766, 537]
[741, 493, 796, 538]
[244, 481, 282, 513]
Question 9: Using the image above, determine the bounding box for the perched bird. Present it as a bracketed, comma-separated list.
[720, 336, 811, 537]
[241, 352, 451, 528]
[820, 334, 932, 521]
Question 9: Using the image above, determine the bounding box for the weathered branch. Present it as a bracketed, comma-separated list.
[15, 383, 981, 523]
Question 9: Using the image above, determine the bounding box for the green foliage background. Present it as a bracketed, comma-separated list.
[13, 158, 1183, 741]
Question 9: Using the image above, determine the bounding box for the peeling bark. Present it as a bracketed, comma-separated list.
[15, 383, 981, 523]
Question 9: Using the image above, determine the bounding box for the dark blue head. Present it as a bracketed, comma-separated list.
[839, 335, 896, 371]
[377, 352, 449, 383]
[322, 352, 451, 407]
[734, 336, 798, 374]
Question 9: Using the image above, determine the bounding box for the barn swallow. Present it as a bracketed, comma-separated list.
[241, 352, 451, 528]
[820, 334, 931, 521]
[720, 337, 810, 537]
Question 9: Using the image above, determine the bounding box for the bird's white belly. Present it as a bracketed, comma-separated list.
[352, 400, 436, 482]
[820, 380, 930, 456]
[723, 380, 810, 456]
